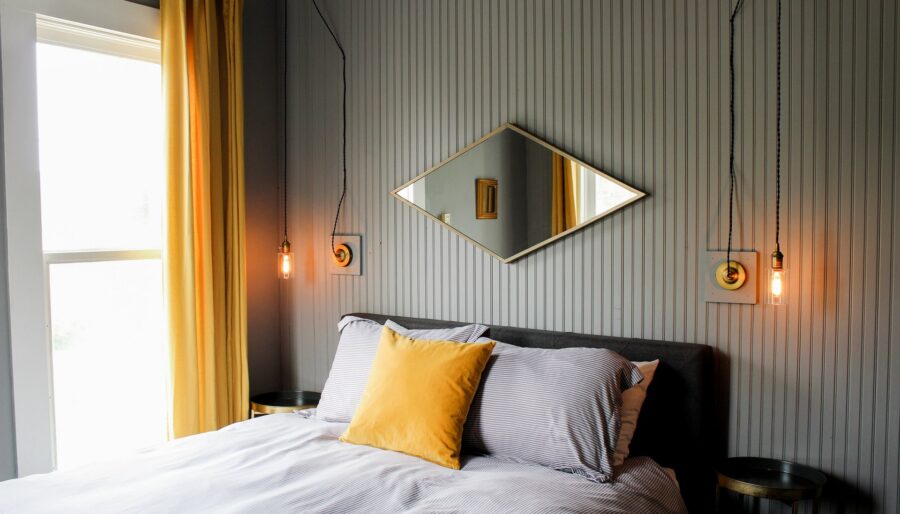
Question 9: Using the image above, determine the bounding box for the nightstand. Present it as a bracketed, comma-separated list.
[715, 457, 826, 513]
[250, 391, 321, 418]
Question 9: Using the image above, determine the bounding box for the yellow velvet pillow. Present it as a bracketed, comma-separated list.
[339, 327, 495, 469]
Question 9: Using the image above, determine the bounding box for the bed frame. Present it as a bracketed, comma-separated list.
[348, 312, 717, 513]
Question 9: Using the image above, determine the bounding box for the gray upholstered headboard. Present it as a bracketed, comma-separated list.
[347, 313, 717, 513]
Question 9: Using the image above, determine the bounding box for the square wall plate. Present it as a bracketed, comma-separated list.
[704, 250, 758, 304]
[329, 235, 362, 276]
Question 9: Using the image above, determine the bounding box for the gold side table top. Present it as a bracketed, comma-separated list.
[250, 391, 320, 417]
[716, 457, 826, 514]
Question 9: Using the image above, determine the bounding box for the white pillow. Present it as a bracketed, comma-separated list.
[463, 337, 643, 483]
[315, 316, 488, 422]
[613, 359, 659, 466]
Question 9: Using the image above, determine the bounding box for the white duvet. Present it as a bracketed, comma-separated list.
[0, 412, 686, 513]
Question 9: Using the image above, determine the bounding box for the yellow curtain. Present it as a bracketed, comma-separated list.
[551, 154, 581, 236]
[161, 0, 248, 438]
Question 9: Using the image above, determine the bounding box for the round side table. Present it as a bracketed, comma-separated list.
[716, 457, 826, 514]
[250, 390, 320, 418]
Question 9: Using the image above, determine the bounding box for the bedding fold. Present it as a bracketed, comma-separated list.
[0, 413, 686, 514]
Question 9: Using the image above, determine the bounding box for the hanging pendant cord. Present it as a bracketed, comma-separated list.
[775, 0, 782, 252]
[727, 0, 743, 273]
[311, 0, 347, 257]
[281, 0, 289, 243]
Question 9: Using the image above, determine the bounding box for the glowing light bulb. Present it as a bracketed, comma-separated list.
[280, 254, 293, 276]
[771, 269, 784, 296]
[768, 249, 786, 305]
[277, 241, 294, 279]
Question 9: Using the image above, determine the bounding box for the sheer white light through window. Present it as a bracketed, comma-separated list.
[37, 43, 162, 252]
[36, 33, 167, 470]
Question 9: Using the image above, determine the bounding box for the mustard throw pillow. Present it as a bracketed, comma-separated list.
[340, 327, 495, 469]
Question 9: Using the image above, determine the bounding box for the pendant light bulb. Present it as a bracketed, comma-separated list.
[276, 1, 293, 281]
[277, 240, 294, 280]
[768, 249, 786, 305]
[768, 0, 785, 306]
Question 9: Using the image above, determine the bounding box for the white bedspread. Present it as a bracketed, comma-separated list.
[0, 412, 686, 513]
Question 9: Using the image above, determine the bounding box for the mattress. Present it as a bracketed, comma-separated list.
[0, 412, 687, 513]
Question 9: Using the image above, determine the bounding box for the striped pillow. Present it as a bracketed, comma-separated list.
[463, 338, 643, 483]
[316, 317, 488, 422]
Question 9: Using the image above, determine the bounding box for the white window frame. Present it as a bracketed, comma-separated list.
[0, 0, 160, 476]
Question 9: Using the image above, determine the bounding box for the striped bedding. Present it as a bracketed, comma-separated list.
[0, 412, 687, 514]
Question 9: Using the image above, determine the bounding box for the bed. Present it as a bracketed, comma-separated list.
[0, 313, 715, 513]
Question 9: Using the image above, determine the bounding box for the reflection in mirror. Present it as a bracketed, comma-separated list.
[393, 124, 645, 262]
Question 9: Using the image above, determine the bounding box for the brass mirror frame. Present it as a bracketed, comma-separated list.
[390, 123, 647, 263]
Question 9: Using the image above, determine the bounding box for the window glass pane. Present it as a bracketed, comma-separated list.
[49, 260, 168, 469]
[36, 43, 163, 252]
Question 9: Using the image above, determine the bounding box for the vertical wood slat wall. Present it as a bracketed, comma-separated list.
[282, 1, 899, 512]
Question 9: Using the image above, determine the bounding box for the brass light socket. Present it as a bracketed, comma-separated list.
[771, 249, 784, 270]
[715, 260, 747, 290]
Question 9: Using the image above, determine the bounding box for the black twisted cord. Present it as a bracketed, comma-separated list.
[727, 0, 743, 275]
[281, 0, 288, 243]
[311, 0, 347, 257]
[775, 0, 782, 252]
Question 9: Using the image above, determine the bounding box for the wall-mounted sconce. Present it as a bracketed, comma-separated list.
[705, 251, 757, 305]
[330, 235, 361, 276]
[703, 0, 756, 306]
[311, 0, 354, 270]
[715, 260, 747, 290]
[333, 243, 352, 267]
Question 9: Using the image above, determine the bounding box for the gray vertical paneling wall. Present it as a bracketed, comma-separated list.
[242, 0, 283, 395]
[282, 1, 899, 512]
[0, 21, 18, 480]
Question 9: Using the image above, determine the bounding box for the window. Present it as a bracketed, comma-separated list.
[35, 17, 167, 470]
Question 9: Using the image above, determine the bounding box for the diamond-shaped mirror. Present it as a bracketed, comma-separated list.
[392, 123, 646, 263]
